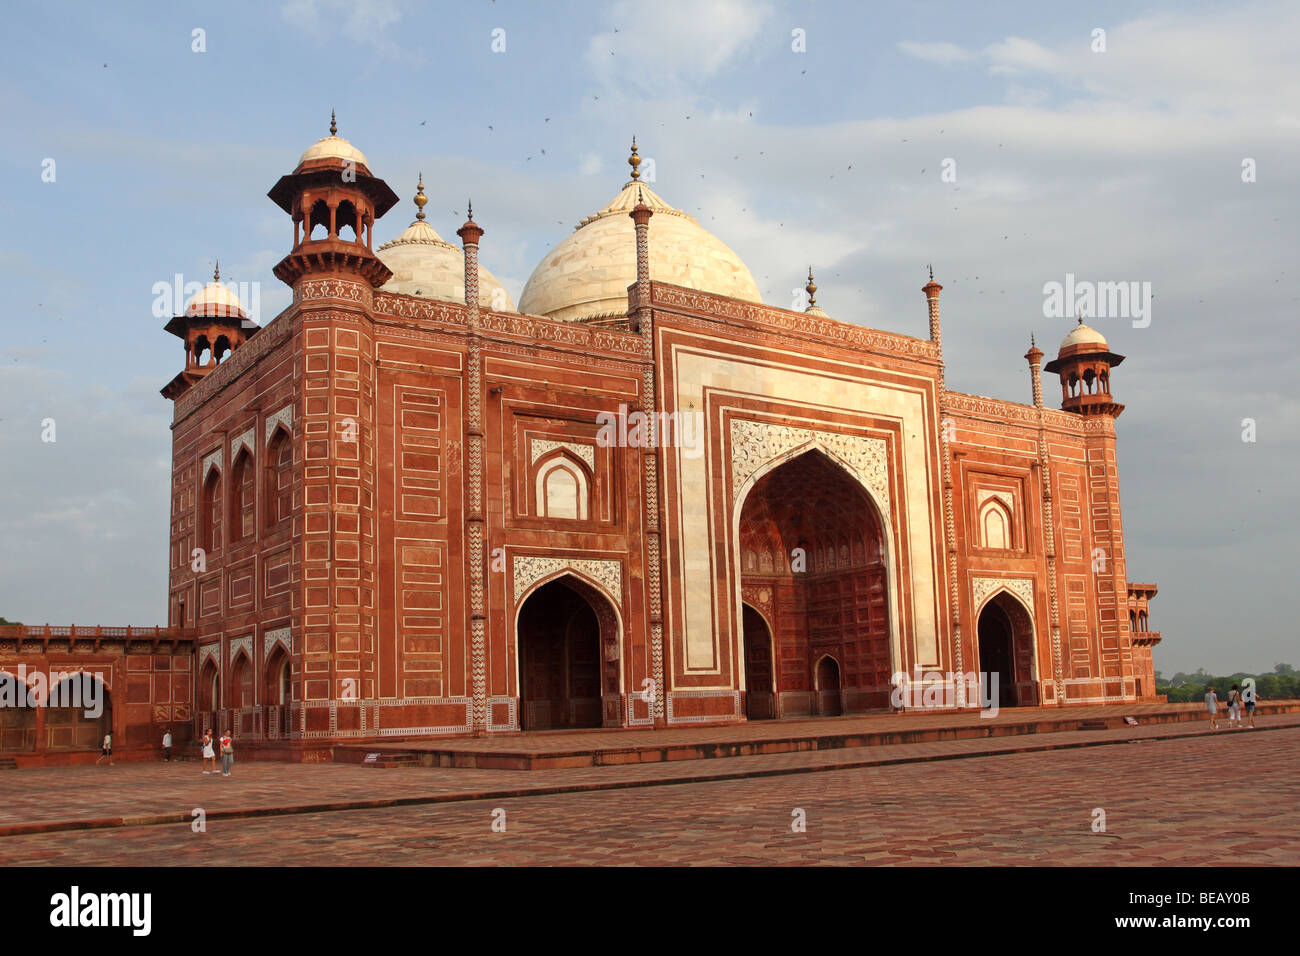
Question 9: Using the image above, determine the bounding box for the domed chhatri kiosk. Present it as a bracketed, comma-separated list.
[153, 121, 1164, 759]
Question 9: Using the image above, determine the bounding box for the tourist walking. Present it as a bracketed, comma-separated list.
[95, 732, 113, 766]
[1244, 684, 1257, 728]
[219, 730, 234, 777]
[201, 729, 217, 774]
[1205, 687, 1219, 730]
[1227, 685, 1242, 728]
[162, 729, 173, 761]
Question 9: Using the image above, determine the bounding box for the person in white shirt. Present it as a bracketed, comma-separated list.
[95, 732, 113, 766]
[162, 729, 173, 761]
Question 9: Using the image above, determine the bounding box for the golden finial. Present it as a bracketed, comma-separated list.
[414, 173, 427, 221]
[214, 260, 220, 282]
[329, 110, 337, 136]
[628, 136, 641, 180]
[805, 267, 817, 306]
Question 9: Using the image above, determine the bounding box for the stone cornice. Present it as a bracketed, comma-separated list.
[946, 391, 1084, 433]
[650, 283, 940, 362]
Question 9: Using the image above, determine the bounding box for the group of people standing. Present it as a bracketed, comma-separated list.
[198, 729, 235, 775]
[1205, 684, 1256, 730]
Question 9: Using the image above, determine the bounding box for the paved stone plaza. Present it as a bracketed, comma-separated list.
[0, 721, 1296, 865]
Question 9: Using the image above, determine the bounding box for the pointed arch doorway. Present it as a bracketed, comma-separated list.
[975, 592, 1039, 708]
[516, 576, 622, 730]
[741, 604, 774, 719]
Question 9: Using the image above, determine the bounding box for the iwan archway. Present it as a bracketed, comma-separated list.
[515, 575, 622, 730]
[736, 448, 892, 717]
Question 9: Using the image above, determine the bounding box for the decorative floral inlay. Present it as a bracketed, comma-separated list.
[977, 489, 1014, 511]
[513, 555, 622, 605]
[972, 576, 1035, 614]
[530, 438, 595, 470]
[729, 419, 889, 511]
[201, 449, 223, 481]
[231, 427, 255, 459]
[229, 635, 253, 663]
[264, 628, 291, 659]
[265, 405, 294, 445]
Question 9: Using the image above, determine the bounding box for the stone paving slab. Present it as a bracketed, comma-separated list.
[0, 712, 1293, 838]
[1, 726, 1296, 866]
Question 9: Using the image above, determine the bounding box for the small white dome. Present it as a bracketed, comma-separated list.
[297, 135, 370, 170]
[377, 218, 516, 311]
[185, 280, 246, 319]
[1060, 322, 1108, 351]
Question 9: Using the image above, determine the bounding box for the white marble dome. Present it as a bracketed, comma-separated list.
[296, 134, 370, 170]
[377, 216, 516, 311]
[184, 278, 246, 319]
[518, 180, 761, 323]
[1060, 322, 1108, 351]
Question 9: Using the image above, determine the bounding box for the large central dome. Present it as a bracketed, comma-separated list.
[519, 150, 761, 323]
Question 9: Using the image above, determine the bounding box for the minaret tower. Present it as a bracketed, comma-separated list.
[264, 114, 396, 709]
[267, 111, 399, 288]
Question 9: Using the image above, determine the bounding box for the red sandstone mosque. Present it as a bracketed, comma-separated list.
[0, 120, 1164, 763]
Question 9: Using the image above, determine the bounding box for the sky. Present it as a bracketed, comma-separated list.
[1, 0, 1296, 675]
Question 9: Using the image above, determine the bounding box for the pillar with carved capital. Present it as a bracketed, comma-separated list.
[629, 195, 666, 725]
[458, 207, 489, 732]
[924, 272, 964, 690]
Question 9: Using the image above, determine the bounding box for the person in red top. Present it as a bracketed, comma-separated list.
[219, 731, 234, 777]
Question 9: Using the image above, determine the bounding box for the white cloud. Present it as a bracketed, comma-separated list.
[896, 41, 975, 67]
[585, 0, 775, 95]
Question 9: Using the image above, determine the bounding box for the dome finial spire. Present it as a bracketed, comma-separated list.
[628, 136, 641, 181]
[214, 259, 220, 282]
[329, 109, 337, 136]
[467, 198, 474, 220]
[414, 173, 427, 221]
[805, 266, 817, 306]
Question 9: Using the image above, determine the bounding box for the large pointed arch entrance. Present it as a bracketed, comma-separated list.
[976, 591, 1039, 708]
[737, 448, 891, 717]
[516, 575, 622, 730]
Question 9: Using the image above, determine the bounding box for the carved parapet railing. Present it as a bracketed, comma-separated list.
[0, 625, 195, 653]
